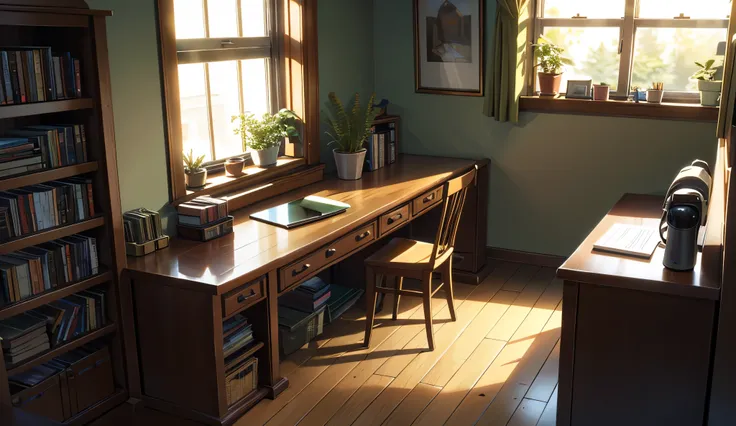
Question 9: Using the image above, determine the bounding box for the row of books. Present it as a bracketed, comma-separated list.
[123, 208, 164, 245]
[279, 277, 331, 313]
[0, 287, 106, 366]
[0, 177, 95, 240]
[0, 48, 81, 105]
[365, 128, 397, 172]
[223, 314, 255, 370]
[178, 196, 229, 227]
[4, 124, 89, 171]
[0, 234, 99, 306]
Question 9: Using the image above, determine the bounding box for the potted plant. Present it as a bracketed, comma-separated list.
[692, 59, 722, 107]
[224, 157, 245, 177]
[533, 36, 574, 96]
[233, 109, 299, 167]
[183, 149, 207, 189]
[593, 82, 610, 101]
[323, 92, 378, 180]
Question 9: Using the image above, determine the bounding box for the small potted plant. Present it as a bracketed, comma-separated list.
[233, 109, 299, 167]
[692, 59, 722, 107]
[533, 36, 574, 96]
[183, 149, 207, 189]
[224, 157, 245, 177]
[593, 82, 610, 101]
[323, 92, 378, 180]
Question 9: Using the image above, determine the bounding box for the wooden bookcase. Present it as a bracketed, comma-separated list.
[0, 1, 128, 424]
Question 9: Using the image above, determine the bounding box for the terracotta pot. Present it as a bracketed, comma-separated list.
[252, 143, 280, 167]
[538, 73, 562, 96]
[224, 157, 245, 177]
[185, 169, 207, 189]
[334, 149, 366, 180]
[592, 85, 610, 101]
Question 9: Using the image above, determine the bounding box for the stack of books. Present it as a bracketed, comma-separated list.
[8, 124, 89, 170]
[177, 196, 233, 242]
[0, 234, 99, 306]
[223, 314, 255, 367]
[0, 177, 95, 240]
[279, 277, 331, 313]
[123, 208, 168, 257]
[0, 48, 82, 105]
[0, 313, 49, 366]
[365, 121, 397, 172]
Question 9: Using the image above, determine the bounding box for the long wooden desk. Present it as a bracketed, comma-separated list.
[125, 155, 484, 425]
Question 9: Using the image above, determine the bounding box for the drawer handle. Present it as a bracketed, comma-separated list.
[387, 213, 403, 225]
[325, 248, 337, 258]
[356, 230, 372, 241]
[452, 253, 465, 262]
[292, 263, 311, 277]
[237, 289, 257, 303]
[423, 193, 436, 203]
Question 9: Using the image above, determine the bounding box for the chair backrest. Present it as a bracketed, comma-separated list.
[430, 167, 477, 264]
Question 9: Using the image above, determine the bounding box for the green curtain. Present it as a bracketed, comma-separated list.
[484, 0, 529, 123]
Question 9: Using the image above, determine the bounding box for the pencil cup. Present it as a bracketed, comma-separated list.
[647, 90, 664, 104]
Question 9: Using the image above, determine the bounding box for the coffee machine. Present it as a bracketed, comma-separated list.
[659, 160, 712, 271]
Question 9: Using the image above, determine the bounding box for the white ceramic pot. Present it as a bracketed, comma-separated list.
[252, 144, 280, 167]
[646, 89, 664, 104]
[698, 80, 722, 107]
[334, 149, 366, 180]
[185, 169, 207, 188]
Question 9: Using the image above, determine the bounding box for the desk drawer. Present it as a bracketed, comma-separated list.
[279, 222, 376, 293]
[413, 186, 443, 217]
[223, 277, 266, 317]
[380, 204, 410, 237]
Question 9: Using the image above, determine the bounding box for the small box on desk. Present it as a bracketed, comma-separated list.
[178, 216, 234, 242]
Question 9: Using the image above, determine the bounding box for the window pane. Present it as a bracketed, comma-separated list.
[638, 0, 730, 19]
[631, 28, 727, 92]
[241, 58, 270, 117]
[543, 0, 625, 18]
[208, 0, 239, 38]
[178, 63, 212, 163]
[242, 0, 267, 37]
[174, 0, 205, 39]
[209, 61, 243, 160]
[542, 27, 621, 92]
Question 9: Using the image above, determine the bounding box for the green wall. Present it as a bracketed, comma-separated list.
[373, 0, 717, 256]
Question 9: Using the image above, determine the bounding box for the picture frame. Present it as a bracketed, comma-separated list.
[565, 80, 593, 99]
[413, 0, 485, 96]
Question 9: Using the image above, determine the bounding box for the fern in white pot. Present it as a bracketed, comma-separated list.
[323, 92, 377, 180]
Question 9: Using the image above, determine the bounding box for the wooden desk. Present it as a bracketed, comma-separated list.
[125, 155, 485, 425]
[557, 194, 721, 426]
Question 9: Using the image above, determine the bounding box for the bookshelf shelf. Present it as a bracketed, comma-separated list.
[6, 322, 117, 376]
[0, 270, 112, 320]
[0, 98, 95, 120]
[225, 341, 264, 369]
[0, 162, 99, 192]
[0, 215, 105, 255]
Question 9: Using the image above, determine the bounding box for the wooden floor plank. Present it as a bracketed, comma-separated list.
[412, 338, 506, 426]
[445, 294, 562, 426]
[473, 300, 563, 426]
[507, 398, 547, 426]
[298, 283, 477, 426]
[382, 383, 442, 426]
[422, 290, 518, 387]
[526, 339, 561, 403]
[376, 262, 518, 378]
[502, 264, 540, 292]
[486, 268, 555, 341]
[351, 266, 513, 426]
[536, 385, 558, 426]
[318, 374, 393, 426]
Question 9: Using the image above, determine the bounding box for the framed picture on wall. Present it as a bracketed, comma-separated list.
[414, 0, 485, 96]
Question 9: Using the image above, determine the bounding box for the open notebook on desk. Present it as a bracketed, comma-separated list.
[250, 195, 351, 229]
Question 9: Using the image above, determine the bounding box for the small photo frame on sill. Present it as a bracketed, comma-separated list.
[565, 80, 593, 99]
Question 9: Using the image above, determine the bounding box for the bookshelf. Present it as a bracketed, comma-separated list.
[0, 2, 128, 424]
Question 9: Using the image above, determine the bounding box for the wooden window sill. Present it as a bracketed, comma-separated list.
[174, 157, 306, 206]
[519, 96, 718, 122]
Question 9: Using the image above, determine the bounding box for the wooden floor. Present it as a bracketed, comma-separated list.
[95, 260, 561, 426]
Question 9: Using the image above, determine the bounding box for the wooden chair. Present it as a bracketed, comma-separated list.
[363, 167, 477, 350]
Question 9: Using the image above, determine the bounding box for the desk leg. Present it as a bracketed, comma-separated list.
[557, 281, 579, 426]
[264, 270, 289, 399]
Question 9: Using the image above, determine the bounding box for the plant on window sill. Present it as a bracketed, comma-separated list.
[692, 59, 723, 107]
[533, 36, 574, 97]
[233, 109, 300, 168]
[183, 149, 207, 190]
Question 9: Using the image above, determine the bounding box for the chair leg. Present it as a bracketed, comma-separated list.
[392, 275, 403, 320]
[422, 270, 435, 351]
[364, 267, 378, 348]
[443, 259, 456, 322]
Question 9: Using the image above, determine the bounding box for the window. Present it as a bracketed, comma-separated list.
[157, 0, 320, 203]
[532, 0, 729, 101]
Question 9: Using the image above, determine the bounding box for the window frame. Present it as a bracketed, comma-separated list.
[157, 0, 320, 204]
[529, 0, 729, 103]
